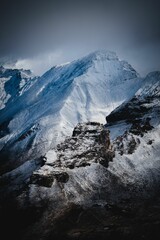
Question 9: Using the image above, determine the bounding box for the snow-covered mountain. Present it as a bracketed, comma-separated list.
[8, 70, 159, 240]
[0, 51, 160, 240]
[0, 50, 142, 179]
[28, 71, 160, 206]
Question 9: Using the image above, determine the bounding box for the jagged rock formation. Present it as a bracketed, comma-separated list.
[30, 122, 114, 189]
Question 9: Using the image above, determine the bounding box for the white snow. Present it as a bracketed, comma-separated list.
[0, 76, 12, 109]
[0, 50, 142, 168]
[108, 126, 160, 188]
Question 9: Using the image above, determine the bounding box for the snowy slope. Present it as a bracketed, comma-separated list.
[0, 50, 145, 201]
[12, 72, 160, 240]
[0, 55, 160, 240]
[106, 71, 160, 196]
[0, 66, 36, 110]
[106, 71, 160, 136]
[0, 50, 141, 174]
[19, 71, 160, 210]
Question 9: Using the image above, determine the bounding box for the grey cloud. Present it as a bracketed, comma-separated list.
[0, 0, 160, 76]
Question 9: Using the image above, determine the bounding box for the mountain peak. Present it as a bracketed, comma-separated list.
[82, 50, 118, 63]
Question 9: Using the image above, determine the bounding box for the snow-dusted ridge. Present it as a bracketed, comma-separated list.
[11, 70, 160, 240]
[20, 69, 160, 207]
[0, 50, 142, 178]
[0, 51, 160, 240]
[2, 51, 160, 208]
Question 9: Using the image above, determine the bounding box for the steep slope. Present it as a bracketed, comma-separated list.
[0, 50, 141, 180]
[105, 71, 160, 189]
[8, 71, 160, 240]
[23, 71, 160, 203]
[106, 71, 160, 139]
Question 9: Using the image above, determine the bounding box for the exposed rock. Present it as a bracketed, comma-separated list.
[54, 172, 69, 183]
[26, 122, 114, 200]
[129, 117, 153, 137]
[147, 139, 153, 145]
[17, 124, 40, 142]
[31, 173, 54, 187]
[98, 128, 111, 148]
[113, 130, 141, 156]
[44, 122, 115, 170]
[72, 122, 102, 137]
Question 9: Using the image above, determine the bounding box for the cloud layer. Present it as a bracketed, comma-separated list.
[0, 0, 160, 76]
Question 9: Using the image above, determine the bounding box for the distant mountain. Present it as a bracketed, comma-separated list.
[0, 66, 36, 110]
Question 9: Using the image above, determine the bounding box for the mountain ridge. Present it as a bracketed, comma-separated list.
[0, 51, 160, 240]
[0, 50, 153, 200]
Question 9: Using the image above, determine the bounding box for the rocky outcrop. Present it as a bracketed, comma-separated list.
[113, 131, 140, 155]
[30, 122, 115, 189]
[45, 122, 115, 170]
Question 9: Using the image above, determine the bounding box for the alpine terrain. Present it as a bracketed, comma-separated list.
[0, 50, 160, 240]
[0, 50, 142, 196]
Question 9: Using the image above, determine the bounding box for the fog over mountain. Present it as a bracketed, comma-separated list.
[0, 0, 160, 75]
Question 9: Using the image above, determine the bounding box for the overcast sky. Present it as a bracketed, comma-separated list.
[0, 0, 160, 76]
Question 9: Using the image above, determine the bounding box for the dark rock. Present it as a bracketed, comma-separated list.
[99, 129, 111, 148]
[128, 137, 137, 154]
[130, 118, 154, 136]
[147, 140, 153, 145]
[54, 172, 69, 183]
[77, 161, 91, 168]
[31, 173, 54, 187]
[17, 124, 39, 142]
[113, 131, 140, 155]
[72, 122, 102, 137]
[99, 148, 115, 167]
[0, 120, 10, 138]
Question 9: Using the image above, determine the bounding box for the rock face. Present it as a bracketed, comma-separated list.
[30, 122, 115, 189]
